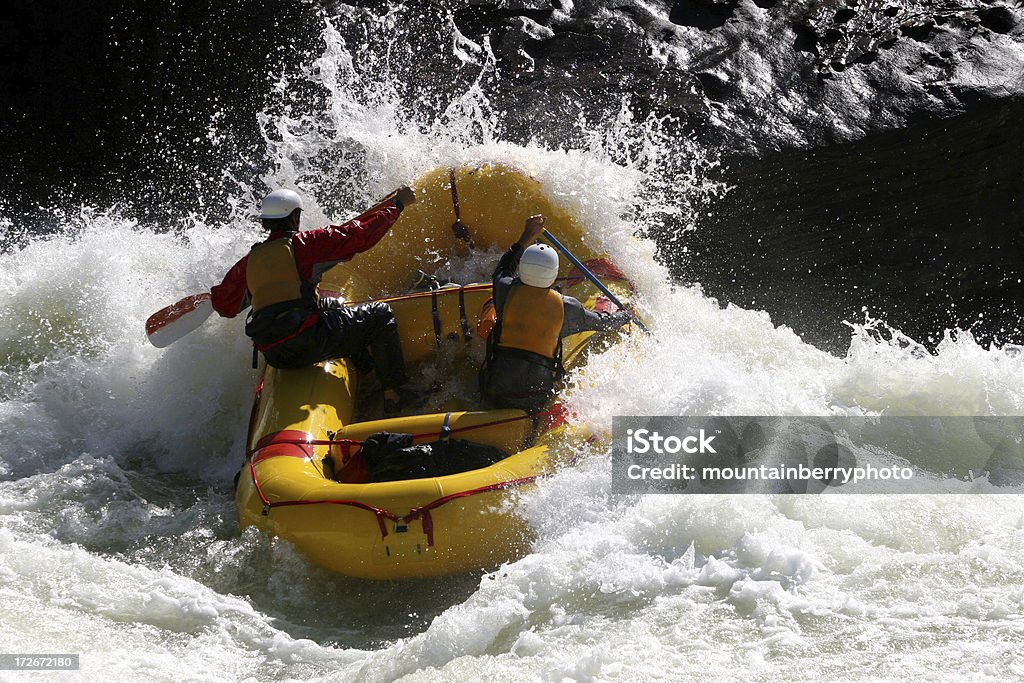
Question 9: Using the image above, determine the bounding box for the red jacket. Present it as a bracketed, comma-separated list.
[211, 204, 402, 318]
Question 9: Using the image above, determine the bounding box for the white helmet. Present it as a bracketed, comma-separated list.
[259, 189, 303, 219]
[519, 243, 560, 288]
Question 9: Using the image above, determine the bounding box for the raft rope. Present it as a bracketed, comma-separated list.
[332, 260, 626, 313]
[245, 404, 572, 545]
[339, 283, 492, 309]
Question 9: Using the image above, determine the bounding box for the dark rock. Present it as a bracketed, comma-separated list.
[669, 0, 737, 30]
[977, 6, 1019, 34]
[669, 100, 1024, 353]
[694, 71, 732, 101]
[900, 20, 936, 42]
[793, 23, 818, 52]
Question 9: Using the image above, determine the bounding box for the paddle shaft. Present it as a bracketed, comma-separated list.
[542, 229, 649, 333]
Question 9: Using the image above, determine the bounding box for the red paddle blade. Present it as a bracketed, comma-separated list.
[145, 292, 213, 347]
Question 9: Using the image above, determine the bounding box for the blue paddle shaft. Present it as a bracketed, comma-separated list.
[542, 229, 649, 333]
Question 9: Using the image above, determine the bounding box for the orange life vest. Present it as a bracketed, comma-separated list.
[495, 283, 564, 358]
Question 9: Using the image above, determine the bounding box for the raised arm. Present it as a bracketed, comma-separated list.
[493, 214, 546, 281]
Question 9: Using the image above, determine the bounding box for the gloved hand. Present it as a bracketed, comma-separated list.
[395, 186, 416, 208]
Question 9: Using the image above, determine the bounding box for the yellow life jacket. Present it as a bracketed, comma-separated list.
[246, 237, 307, 313]
[496, 283, 564, 359]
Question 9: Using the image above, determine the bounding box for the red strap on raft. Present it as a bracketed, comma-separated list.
[248, 454, 537, 544]
[401, 476, 537, 545]
[247, 404, 571, 459]
[245, 404, 573, 544]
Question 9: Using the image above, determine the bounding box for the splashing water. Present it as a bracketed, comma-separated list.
[2, 9, 1023, 682]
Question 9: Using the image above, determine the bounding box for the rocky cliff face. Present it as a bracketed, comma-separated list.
[444, 0, 1024, 150]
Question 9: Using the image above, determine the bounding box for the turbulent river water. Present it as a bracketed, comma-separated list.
[2, 9, 1023, 683]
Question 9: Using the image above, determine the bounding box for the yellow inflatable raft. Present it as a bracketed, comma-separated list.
[235, 163, 636, 579]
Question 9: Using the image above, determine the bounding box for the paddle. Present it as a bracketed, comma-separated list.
[145, 192, 402, 348]
[542, 229, 650, 333]
[146, 293, 213, 348]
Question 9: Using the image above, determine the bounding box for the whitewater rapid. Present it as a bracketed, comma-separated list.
[2, 10, 1023, 683]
